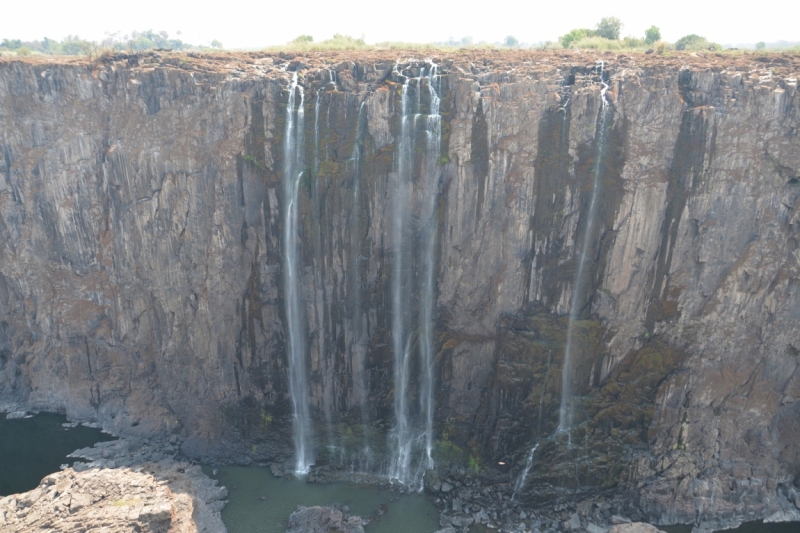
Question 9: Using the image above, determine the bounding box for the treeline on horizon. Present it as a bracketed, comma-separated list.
[251, 21, 800, 53]
[0, 30, 223, 57]
[1, 21, 798, 57]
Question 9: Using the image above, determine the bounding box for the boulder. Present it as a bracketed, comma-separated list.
[609, 523, 666, 533]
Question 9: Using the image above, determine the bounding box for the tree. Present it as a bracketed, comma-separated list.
[292, 35, 313, 44]
[595, 17, 623, 40]
[505, 35, 519, 47]
[645, 26, 661, 45]
[1, 39, 22, 50]
[210, 39, 223, 49]
[675, 34, 708, 50]
[756, 41, 766, 50]
[560, 28, 589, 48]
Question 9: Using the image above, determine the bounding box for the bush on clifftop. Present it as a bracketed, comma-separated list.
[675, 34, 721, 51]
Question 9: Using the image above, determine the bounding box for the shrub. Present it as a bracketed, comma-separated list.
[645, 26, 661, 45]
[1, 39, 22, 50]
[571, 36, 623, 50]
[560, 28, 590, 48]
[674, 34, 721, 51]
[595, 17, 623, 40]
[277, 33, 370, 51]
[623, 36, 645, 48]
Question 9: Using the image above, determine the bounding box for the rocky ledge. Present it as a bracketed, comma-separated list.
[0, 453, 227, 532]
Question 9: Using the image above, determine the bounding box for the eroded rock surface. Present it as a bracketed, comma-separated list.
[0, 461, 227, 532]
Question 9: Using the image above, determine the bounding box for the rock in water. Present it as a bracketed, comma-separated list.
[609, 524, 667, 533]
[286, 504, 367, 533]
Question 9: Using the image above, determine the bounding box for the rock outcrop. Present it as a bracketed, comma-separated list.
[286, 504, 367, 533]
[0, 461, 227, 532]
[1, 50, 799, 528]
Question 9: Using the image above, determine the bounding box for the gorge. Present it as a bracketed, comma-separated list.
[1, 49, 799, 531]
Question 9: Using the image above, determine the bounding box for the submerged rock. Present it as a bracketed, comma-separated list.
[286, 504, 367, 533]
[608, 524, 666, 533]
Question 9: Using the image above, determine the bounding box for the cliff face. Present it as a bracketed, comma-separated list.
[1, 50, 799, 525]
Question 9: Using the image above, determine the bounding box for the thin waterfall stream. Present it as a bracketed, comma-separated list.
[350, 100, 372, 472]
[557, 62, 610, 440]
[283, 71, 313, 475]
[419, 65, 441, 469]
[512, 443, 539, 500]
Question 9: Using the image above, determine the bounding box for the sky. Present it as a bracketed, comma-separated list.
[1, 0, 797, 49]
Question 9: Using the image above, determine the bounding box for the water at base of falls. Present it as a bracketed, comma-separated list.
[284, 71, 314, 475]
[207, 465, 440, 533]
[557, 62, 610, 440]
[389, 61, 442, 488]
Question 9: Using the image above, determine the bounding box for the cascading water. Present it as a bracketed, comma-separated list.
[283, 71, 314, 474]
[311, 86, 335, 457]
[390, 67, 417, 484]
[350, 100, 372, 469]
[557, 62, 610, 439]
[419, 65, 441, 469]
[512, 443, 539, 500]
[389, 62, 442, 486]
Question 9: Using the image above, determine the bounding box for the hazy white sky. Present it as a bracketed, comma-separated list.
[1, 0, 797, 49]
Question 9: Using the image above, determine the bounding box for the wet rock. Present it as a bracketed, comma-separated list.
[424, 469, 442, 492]
[565, 513, 581, 530]
[270, 463, 284, 477]
[286, 504, 367, 533]
[608, 524, 666, 533]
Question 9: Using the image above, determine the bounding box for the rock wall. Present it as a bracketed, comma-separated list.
[1, 50, 799, 525]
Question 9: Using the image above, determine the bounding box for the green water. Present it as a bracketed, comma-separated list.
[0, 412, 115, 496]
[202, 466, 440, 533]
[661, 521, 800, 533]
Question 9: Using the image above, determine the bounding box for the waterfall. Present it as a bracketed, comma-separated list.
[390, 68, 417, 484]
[283, 71, 314, 474]
[350, 100, 371, 462]
[557, 62, 610, 439]
[512, 443, 539, 500]
[390, 62, 442, 486]
[312, 86, 335, 458]
[419, 65, 441, 468]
